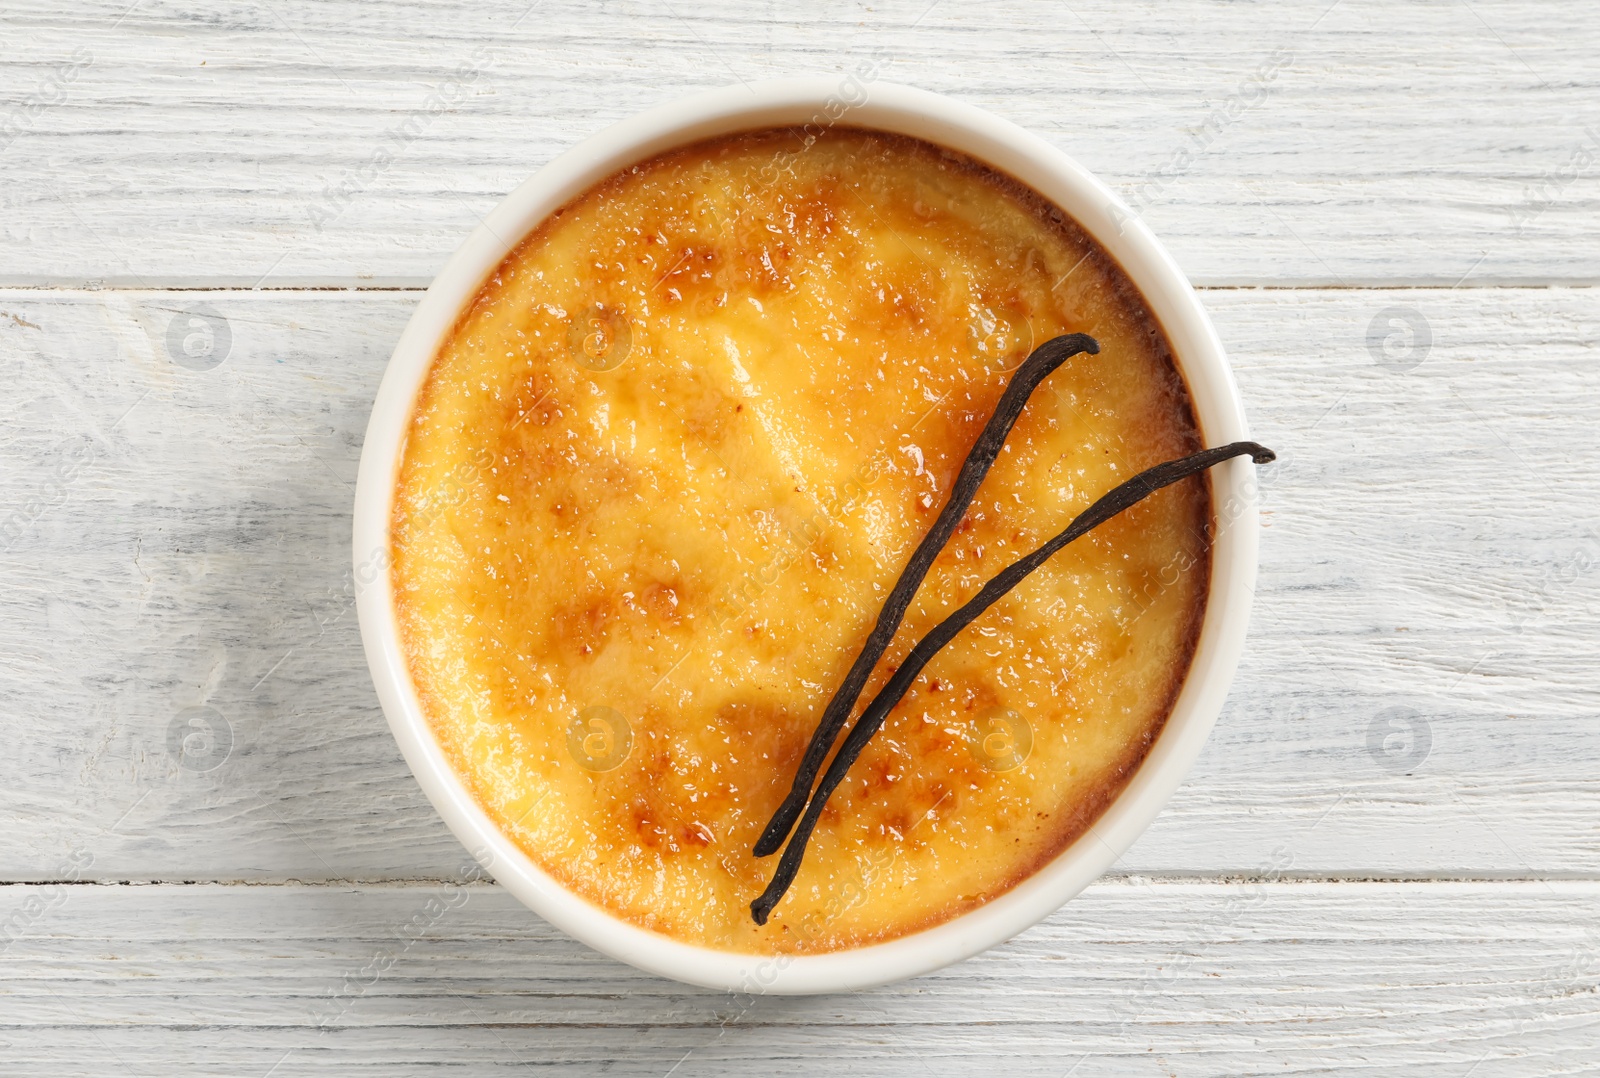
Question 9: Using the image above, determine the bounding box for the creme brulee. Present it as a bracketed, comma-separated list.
[392, 127, 1209, 954]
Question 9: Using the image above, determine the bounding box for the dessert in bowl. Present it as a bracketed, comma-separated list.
[355, 79, 1261, 992]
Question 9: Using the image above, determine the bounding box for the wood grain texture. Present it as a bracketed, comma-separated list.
[0, 284, 1595, 882]
[1, 881, 1597, 1075]
[2, 2, 1597, 1066]
[0, 0, 1596, 287]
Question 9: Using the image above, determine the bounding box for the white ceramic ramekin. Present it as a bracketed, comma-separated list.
[354, 77, 1259, 994]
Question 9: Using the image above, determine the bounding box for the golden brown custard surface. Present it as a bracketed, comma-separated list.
[393, 128, 1209, 954]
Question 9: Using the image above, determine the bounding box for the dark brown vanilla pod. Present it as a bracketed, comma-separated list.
[751, 333, 1102, 859]
[750, 440, 1275, 924]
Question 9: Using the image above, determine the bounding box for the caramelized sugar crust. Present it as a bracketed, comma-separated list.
[392, 128, 1209, 954]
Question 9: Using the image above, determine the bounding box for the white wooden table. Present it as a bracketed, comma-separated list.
[2, 1, 1597, 1073]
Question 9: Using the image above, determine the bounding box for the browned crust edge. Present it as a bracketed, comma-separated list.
[390, 124, 1214, 955]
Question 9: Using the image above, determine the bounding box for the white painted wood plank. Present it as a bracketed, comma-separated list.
[0, 0, 1592, 1067]
[1, 881, 1597, 1075]
[0, 284, 1594, 882]
[0, 0, 1596, 286]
